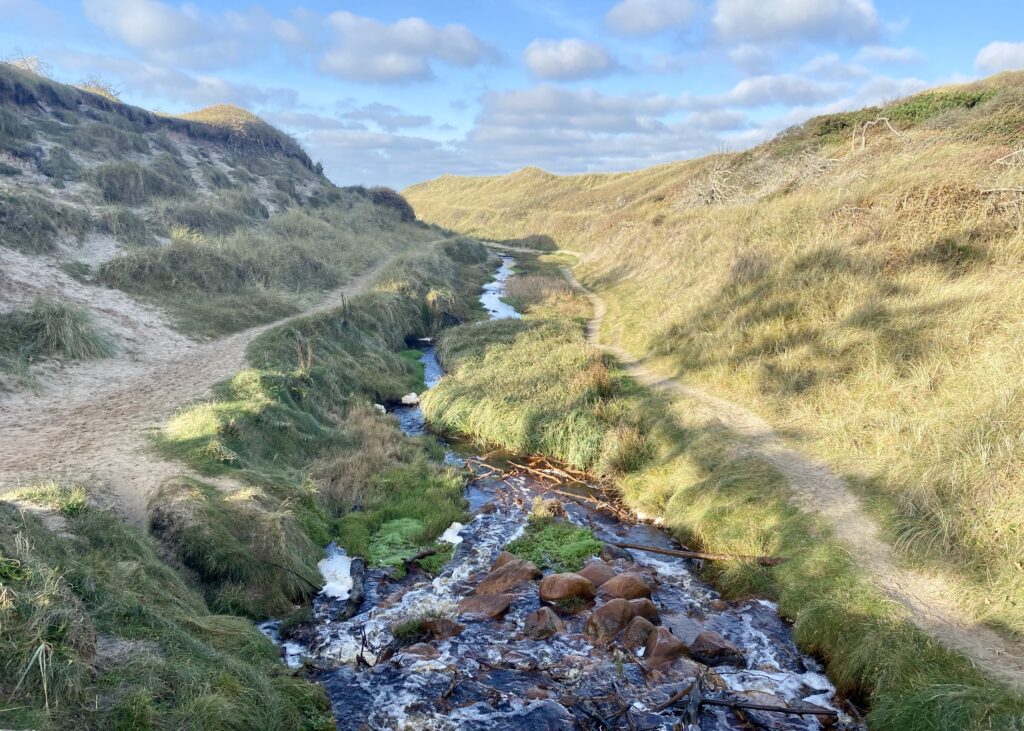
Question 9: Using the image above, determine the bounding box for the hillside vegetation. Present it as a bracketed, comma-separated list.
[422, 254, 1024, 730]
[0, 60, 435, 386]
[407, 72, 1024, 640]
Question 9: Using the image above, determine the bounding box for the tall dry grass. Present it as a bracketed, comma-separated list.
[406, 72, 1024, 637]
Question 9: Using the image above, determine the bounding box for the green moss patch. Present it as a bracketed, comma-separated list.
[506, 517, 602, 572]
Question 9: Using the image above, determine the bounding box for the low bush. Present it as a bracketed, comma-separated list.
[368, 186, 415, 221]
[90, 160, 188, 204]
[0, 296, 114, 378]
[0, 191, 90, 253]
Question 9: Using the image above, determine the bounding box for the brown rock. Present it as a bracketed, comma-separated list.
[577, 560, 617, 588]
[539, 573, 597, 603]
[600, 544, 632, 562]
[598, 573, 652, 600]
[422, 618, 464, 640]
[629, 598, 660, 625]
[525, 686, 550, 700]
[688, 630, 745, 667]
[643, 627, 687, 666]
[583, 598, 636, 643]
[620, 616, 655, 650]
[492, 551, 518, 570]
[476, 557, 542, 595]
[458, 594, 515, 619]
[710, 599, 729, 611]
[403, 643, 439, 658]
[474, 502, 498, 516]
[523, 606, 565, 640]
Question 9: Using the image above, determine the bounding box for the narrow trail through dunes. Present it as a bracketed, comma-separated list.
[486, 243, 1024, 692]
[0, 255, 402, 527]
[549, 261, 1024, 693]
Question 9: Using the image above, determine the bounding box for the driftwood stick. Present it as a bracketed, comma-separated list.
[702, 697, 838, 717]
[650, 679, 696, 712]
[402, 547, 438, 568]
[612, 541, 786, 567]
[508, 460, 561, 483]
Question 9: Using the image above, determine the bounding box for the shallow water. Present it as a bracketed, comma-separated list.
[265, 255, 862, 730]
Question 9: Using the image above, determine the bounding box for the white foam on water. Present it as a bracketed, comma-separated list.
[318, 547, 353, 600]
[438, 521, 465, 545]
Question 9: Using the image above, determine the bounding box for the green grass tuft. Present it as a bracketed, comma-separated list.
[506, 516, 602, 572]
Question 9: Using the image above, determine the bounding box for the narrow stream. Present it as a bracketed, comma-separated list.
[265, 255, 862, 730]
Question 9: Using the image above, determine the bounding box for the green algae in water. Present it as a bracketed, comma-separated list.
[506, 517, 602, 572]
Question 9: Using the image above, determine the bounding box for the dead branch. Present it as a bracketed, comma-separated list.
[854, 117, 906, 151]
[981, 188, 1024, 194]
[995, 149, 1024, 167]
[702, 697, 838, 717]
[612, 541, 786, 567]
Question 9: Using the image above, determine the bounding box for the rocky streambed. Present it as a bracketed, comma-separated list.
[265, 256, 863, 730]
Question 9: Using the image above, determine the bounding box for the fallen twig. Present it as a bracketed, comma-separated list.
[612, 541, 786, 567]
[702, 697, 837, 717]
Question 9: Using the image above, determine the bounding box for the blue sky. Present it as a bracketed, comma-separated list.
[2, 0, 1023, 187]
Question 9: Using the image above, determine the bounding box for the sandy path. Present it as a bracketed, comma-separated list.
[483, 241, 1024, 692]
[543, 262, 1024, 692]
[0, 256, 399, 526]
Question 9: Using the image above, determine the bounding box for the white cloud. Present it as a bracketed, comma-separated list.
[718, 74, 840, 107]
[801, 54, 869, 80]
[727, 44, 775, 74]
[855, 45, 923, 65]
[82, 0, 241, 68]
[319, 11, 494, 83]
[975, 42, 1024, 73]
[714, 0, 881, 43]
[477, 86, 677, 134]
[524, 38, 617, 80]
[50, 50, 298, 109]
[605, 0, 696, 37]
[341, 103, 432, 131]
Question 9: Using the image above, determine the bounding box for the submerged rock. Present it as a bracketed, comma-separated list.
[688, 629, 745, 667]
[422, 618, 464, 640]
[598, 572, 652, 600]
[620, 616, 655, 650]
[475, 556, 542, 595]
[402, 643, 439, 659]
[629, 597, 661, 624]
[539, 573, 596, 603]
[458, 593, 515, 619]
[583, 598, 635, 643]
[644, 626, 688, 666]
[577, 559, 617, 588]
[524, 606, 565, 640]
[600, 543, 632, 562]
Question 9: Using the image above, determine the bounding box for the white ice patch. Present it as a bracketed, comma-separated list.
[318, 547, 353, 600]
[373, 403, 387, 415]
[438, 521, 465, 545]
[400, 392, 420, 405]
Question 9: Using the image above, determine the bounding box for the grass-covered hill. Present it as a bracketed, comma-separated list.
[0, 60, 435, 385]
[406, 72, 1024, 642]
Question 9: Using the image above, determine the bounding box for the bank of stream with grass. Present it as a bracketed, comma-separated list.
[417, 253, 1024, 731]
[258, 254, 864, 730]
[0, 238, 493, 729]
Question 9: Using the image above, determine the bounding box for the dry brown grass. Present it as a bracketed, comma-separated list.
[406, 72, 1024, 638]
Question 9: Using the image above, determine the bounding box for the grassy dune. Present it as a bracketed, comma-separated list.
[407, 72, 1024, 640]
[422, 262, 1024, 730]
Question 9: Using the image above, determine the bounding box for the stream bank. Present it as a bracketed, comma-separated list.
[269, 256, 861, 730]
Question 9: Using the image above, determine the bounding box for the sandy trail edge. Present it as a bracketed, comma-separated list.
[553, 263, 1024, 693]
[0, 255, 400, 527]
[489, 243, 1024, 692]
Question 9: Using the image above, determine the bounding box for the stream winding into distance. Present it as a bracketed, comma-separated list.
[263, 256, 862, 730]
